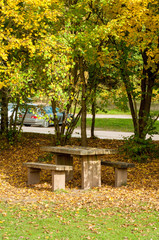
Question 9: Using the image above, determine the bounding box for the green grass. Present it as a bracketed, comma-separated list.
[87, 118, 134, 132]
[88, 109, 159, 115]
[0, 202, 158, 240]
[93, 109, 131, 115]
[77, 118, 159, 132]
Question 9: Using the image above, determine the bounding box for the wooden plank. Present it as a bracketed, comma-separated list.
[23, 162, 73, 171]
[40, 146, 118, 156]
[101, 161, 135, 169]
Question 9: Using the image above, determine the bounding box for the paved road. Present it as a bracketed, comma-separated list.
[21, 114, 159, 140]
[86, 114, 132, 119]
[87, 114, 159, 120]
[22, 126, 159, 141]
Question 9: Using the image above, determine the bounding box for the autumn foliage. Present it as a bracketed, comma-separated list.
[0, 0, 158, 144]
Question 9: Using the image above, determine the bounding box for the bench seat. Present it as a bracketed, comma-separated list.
[23, 162, 73, 191]
[101, 161, 135, 187]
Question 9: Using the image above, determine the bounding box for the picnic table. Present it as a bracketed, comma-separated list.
[40, 145, 117, 189]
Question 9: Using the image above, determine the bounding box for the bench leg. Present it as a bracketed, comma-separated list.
[52, 171, 65, 191]
[115, 168, 127, 187]
[81, 155, 101, 189]
[55, 154, 73, 182]
[27, 168, 41, 185]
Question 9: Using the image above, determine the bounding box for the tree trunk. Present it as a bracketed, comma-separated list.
[121, 66, 139, 136]
[138, 48, 156, 139]
[0, 87, 8, 135]
[124, 79, 139, 135]
[90, 72, 97, 138]
[122, 47, 157, 140]
[91, 101, 96, 138]
[79, 57, 87, 147]
[51, 99, 61, 145]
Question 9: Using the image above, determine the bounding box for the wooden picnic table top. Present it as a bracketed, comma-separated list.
[40, 145, 118, 156]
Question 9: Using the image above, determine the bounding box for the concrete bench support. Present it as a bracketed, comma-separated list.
[82, 155, 101, 189]
[23, 162, 73, 191]
[101, 161, 135, 187]
[115, 168, 127, 187]
[52, 171, 65, 191]
[28, 168, 41, 185]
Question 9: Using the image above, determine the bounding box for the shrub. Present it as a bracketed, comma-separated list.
[120, 135, 159, 162]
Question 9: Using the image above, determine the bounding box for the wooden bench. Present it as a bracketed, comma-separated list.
[101, 161, 135, 187]
[23, 162, 73, 191]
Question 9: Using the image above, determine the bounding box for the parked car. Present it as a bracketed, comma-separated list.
[1, 103, 73, 128]
[18, 104, 70, 127]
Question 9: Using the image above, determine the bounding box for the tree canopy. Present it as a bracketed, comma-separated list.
[0, 0, 158, 144]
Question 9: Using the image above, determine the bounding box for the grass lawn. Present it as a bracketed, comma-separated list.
[77, 118, 159, 132]
[0, 202, 158, 239]
[88, 109, 159, 115]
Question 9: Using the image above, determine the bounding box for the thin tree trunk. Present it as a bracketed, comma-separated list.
[0, 87, 8, 135]
[138, 48, 156, 139]
[122, 74, 139, 136]
[79, 57, 87, 147]
[51, 99, 60, 145]
[91, 98, 96, 138]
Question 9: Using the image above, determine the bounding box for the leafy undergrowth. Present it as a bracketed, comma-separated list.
[0, 133, 159, 239]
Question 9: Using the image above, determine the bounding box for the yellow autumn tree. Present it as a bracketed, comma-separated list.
[89, 0, 158, 140]
[0, 0, 62, 134]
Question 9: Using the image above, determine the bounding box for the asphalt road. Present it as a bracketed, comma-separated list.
[86, 114, 132, 119]
[21, 114, 159, 140]
[22, 126, 159, 141]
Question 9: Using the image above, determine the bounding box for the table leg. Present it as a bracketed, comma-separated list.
[81, 155, 101, 189]
[55, 154, 73, 182]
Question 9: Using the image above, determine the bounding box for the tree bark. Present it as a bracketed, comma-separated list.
[138, 48, 156, 139]
[79, 57, 87, 147]
[0, 87, 8, 135]
[91, 100, 96, 138]
[122, 46, 158, 140]
[123, 77, 139, 135]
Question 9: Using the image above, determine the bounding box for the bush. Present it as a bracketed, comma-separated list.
[120, 135, 159, 162]
[7, 128, 22, 145]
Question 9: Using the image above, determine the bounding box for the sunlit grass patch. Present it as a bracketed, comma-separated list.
[0, 202, 158, 239]
[76, 118, 159, 133]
